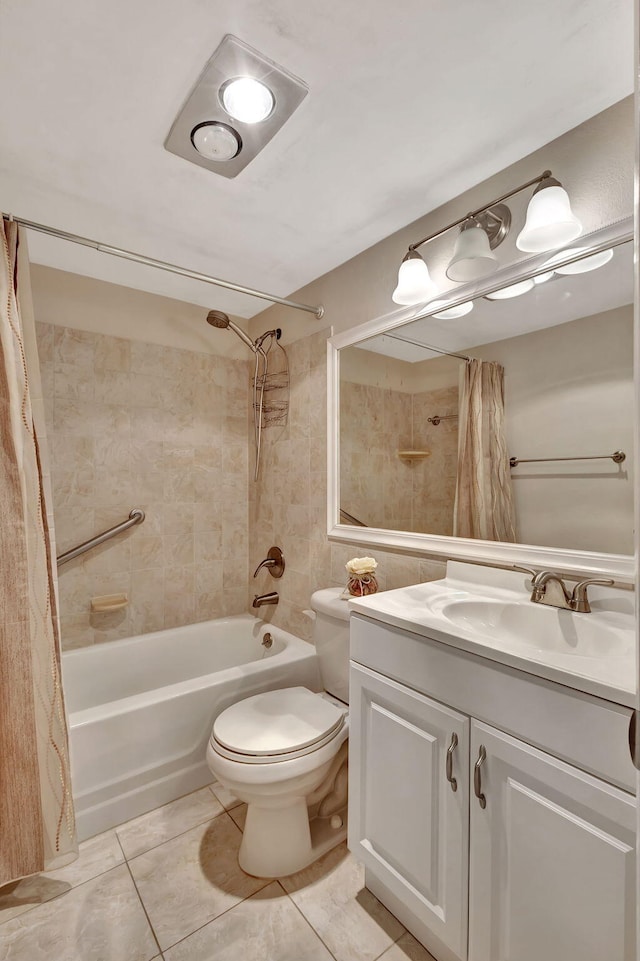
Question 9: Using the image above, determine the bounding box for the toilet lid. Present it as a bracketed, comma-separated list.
[213, 687, 345, 758]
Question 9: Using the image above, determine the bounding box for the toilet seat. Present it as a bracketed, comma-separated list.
[211, 687, 346, 764]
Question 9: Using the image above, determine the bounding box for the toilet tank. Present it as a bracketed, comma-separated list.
[310, 588, 350, 704]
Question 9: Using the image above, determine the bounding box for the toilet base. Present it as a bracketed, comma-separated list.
[239, 799, 348, 878]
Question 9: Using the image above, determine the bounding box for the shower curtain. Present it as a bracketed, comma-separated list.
[0, 220, 76, 887]
[453, 359, 517, 542]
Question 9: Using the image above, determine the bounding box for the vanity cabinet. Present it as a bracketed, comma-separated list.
[468, 722, 635, 961]
[348, 614, 637, 961]
[349, 664, 470, 959]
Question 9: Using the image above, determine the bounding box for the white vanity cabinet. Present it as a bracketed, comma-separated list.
[468, 721, 636, 961]
[348, 613, 637, 961]
[349, 663, 470, 959]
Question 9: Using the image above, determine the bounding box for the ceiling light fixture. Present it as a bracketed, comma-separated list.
[221, 77, 275, 124]
[191, 122, 242, 162]
[165, 35, 308, 179]
[392, 170, 581, 305]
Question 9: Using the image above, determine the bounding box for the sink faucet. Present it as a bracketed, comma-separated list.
[530, 571, 573, 610]
[253, 591, 279, 608]
[514, 567, 614, 613]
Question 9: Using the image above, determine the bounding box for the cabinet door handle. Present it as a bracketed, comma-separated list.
[474, 744, 487, 809]
[446, 732, 458, 792]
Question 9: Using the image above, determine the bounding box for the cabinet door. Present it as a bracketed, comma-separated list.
[468, 720, 636, 961]
[349, 663, 470, 959]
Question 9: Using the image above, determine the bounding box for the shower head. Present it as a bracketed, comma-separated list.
[206, 310, 256, 352]
[206, 309, 231, 329]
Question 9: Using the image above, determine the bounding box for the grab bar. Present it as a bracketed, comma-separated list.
[56, 508, 145, 567]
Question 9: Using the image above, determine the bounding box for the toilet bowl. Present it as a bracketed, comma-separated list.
[206, 588, 350, 877]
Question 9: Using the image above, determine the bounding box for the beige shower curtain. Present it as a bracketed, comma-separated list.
[453, 359, 517, 542]
[0, 221, 76, 887]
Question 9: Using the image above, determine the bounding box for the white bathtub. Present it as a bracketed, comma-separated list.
[62, 615, 321, 840]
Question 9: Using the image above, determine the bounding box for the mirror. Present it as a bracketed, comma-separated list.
[330, 223, 634, 578]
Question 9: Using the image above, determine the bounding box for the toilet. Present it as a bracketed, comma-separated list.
[206, 588, 350, 878]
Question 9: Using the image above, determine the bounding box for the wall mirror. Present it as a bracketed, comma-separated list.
[328, 219, 635, 581]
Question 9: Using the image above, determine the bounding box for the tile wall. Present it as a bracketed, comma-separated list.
[37, 322, 250, 649]
[248, 329, 447, 641]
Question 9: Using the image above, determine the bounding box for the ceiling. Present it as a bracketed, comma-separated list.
[0, 0, 633, 318]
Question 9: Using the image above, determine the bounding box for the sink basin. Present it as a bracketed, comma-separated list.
[437, 598, 633, 658]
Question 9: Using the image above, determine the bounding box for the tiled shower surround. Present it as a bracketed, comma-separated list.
[248, 328, 447, 641]
[36, 322, 250, 649]
[340, 381, 459, 534]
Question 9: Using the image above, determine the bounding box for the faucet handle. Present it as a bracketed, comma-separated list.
[569, 578, 614, 614]
[511, 565, 538, 579]
[253, 546, 285, 579]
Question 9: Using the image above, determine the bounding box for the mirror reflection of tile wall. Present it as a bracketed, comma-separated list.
[339, 240, 634, 555]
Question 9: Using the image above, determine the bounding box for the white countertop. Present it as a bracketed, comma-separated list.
[348, 562, 637, 709]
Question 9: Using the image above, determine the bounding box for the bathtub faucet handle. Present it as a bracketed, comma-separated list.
[253, 546, 285, 579]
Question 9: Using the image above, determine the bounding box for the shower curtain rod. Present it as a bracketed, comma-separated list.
[385, 331, 471, 362]
[2, 214, 325, 319]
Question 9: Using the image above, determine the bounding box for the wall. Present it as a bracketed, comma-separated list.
[247, 99, 633, 636]
[35, 304, 251, 650]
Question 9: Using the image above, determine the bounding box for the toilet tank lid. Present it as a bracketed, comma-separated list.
[310, 588, 350, 621]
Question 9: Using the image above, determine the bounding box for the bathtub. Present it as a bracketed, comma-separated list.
[62, 615, 321, 840]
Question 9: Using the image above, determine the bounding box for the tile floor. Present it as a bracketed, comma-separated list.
[0, 783, 436, 961]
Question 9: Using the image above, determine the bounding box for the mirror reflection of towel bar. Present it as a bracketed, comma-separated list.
[509, 450, 626, 468]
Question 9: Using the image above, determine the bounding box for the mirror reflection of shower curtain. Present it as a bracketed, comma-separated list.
[0, 221, 77, 886]
[453, 359, 516, 542]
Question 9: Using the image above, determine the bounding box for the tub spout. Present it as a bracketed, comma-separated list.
[253, 591, 279, 608]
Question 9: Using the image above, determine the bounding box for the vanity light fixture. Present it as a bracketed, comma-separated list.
[533, 270, 555, 285]
[392, 250, 438, 305]
[516, 176, 582, 252]
[550, 247, 614, 275]
[485, 278, 535, 300]
[431, 300, 474, 319]
[392, 170, 581, 305]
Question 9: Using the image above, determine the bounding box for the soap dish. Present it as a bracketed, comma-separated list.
[91, 593, 128, 613]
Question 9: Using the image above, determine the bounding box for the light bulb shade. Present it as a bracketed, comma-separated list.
[485, 278, 534, 300]
[431, 300, 474, 319]
[516, 183, 582, 252]
[446, 223, 498, 282]
[552, 248, 614, 275]
[392, 252, 437, 305]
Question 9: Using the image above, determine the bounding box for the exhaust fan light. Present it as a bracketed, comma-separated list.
[221, 77, 275, 124]
[191, 122, 241, 161]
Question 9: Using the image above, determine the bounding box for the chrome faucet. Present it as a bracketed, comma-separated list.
[530, 571, 573, 610]
[569, 578, 614, 613]
[252, 591, 279, 608]
[514, 567, 613, 613]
